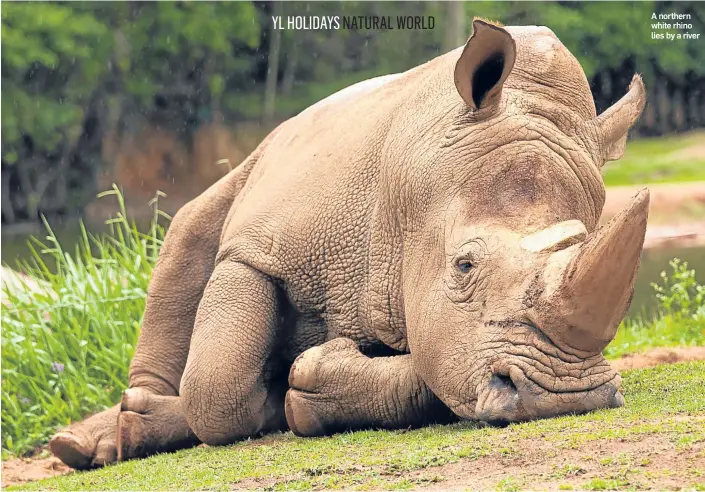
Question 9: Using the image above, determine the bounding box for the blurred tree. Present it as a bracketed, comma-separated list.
[2, 1, 703, 224]
[464, 1, 705, 133]
[1, 1, 261, 223]
[443, 2, 466, 52]
[113, 2, 260, 134]
[1, 2, 111, 222]
[263, 1, 282, 123]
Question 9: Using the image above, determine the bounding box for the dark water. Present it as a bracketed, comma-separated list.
[2, 220, 703, 320]
[1, 218, 110, 273]
[628, 244, 704, 319]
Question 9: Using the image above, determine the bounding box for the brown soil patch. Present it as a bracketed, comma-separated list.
[603, 182, 705, 224]
[87, 122, 274, 224]
[603, 182, 705, 250]
[1, 456, 70, 488]
[642, 222, 705, 249]
[611, 346, 705, 372]
[415, 434, 704, 491]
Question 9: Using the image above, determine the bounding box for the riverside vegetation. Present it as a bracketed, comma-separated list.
[2, 190, 704, 460]
[3, 2, 704, 224]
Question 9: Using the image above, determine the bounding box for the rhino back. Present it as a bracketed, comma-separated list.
[217, 63, 441, 349]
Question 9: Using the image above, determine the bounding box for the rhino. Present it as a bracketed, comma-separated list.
[50, 19, 648, 469]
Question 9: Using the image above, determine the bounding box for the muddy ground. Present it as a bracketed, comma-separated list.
[412, 431, 704, 492]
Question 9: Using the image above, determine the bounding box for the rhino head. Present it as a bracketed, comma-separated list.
[395, 20, 648, 423]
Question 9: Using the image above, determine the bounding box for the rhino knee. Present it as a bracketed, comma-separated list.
[181, 370, 267, 446]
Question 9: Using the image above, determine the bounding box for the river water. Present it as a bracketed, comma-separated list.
[2, 220, 703, 321]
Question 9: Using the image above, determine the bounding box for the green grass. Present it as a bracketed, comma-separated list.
[603, 131, 705, 187]
[1, 189, 703, 463]
[604, 259, 705, 359]
[1, 188, 166, 457]
[10, 361, 705, 491]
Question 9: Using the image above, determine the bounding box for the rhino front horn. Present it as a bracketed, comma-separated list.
[538, 189, 649, 354]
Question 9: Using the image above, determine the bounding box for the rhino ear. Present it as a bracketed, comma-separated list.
[594, 74, 646, 164]
[454, 19, 516, 111]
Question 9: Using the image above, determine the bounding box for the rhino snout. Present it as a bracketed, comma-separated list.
[472, 361, 624, 425]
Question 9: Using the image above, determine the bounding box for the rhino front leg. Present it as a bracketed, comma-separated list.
[116, 389, 198, 461]
[285, 338, 456, 437]
[180, 261, 288, 445]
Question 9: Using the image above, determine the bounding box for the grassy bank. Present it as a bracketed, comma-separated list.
[11, 361, 705, 491]
[602, 131, 705, 187]
[1, 191, 704, 459]
[604, 258, 705, 359]
[1, 190, 163, 457]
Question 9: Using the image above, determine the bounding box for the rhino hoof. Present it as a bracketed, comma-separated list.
[49, 432, 94, 470]
[49, 404, 120, 470]
[285, 389, 328, 437]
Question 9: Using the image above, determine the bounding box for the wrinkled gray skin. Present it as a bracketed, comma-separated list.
[50, 20, 649, 469]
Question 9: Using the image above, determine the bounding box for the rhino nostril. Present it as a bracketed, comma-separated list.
[610, 390, 625, 408]
[486, 418, 511, 428]
[490, 372, 517, 393]
[474, 371, 522, 425]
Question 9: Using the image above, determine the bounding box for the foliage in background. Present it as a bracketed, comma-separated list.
[0, 2, 262, 223]
[1, 3, 112, 221]
[1, 192, 703, 456]
[2, 1, 704, 223]
[102, 2, 261, 127]
[601, 130, 705, 186]
[469, 2, 705, 81]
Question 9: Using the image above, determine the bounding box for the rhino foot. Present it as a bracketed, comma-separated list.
[49, 404, 120, 470]
[285, 338, 449, 437]
[116, 388, 199, 462]
[286, 338, 363, 436]
[50, 389, 200, 469]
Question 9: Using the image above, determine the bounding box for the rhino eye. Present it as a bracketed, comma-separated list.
[456, 259, 474, 273]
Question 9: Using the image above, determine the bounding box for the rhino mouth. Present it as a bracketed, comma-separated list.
[474, 358, 623, 425]
[453, 322, 623, 424]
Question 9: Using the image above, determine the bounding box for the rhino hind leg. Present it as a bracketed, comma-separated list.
[285, 338, 456, 437]
[50, 164, 255, 469]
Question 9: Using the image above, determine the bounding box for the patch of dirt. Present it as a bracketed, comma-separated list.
[642, 221, 705, 249]
[603, 182, 705, 223]
[611, 346, 705, 372]
[87, 122, 274, 225]
[1, 456, 70, 488]
[415, 434, 705, 491]
[603, 182, 705, 249]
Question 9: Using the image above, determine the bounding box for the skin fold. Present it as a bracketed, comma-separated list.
[49, 19, 648, 469]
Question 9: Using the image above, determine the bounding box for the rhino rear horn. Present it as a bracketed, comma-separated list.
[454, 19, 517, 111]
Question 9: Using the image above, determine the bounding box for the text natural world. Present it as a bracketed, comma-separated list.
[272, 16, 436, 30]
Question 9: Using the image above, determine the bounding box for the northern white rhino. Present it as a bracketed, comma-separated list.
[51, 19, 648, 469]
